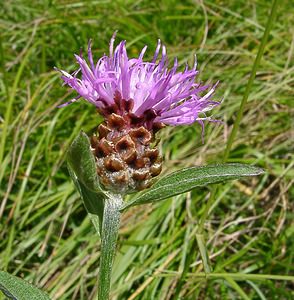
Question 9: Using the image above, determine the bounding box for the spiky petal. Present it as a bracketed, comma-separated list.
[56, 33, 220, 129]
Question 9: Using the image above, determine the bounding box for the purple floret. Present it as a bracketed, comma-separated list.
[56, 33, 220, 129]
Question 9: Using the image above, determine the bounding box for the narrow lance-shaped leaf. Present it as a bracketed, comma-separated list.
[68, 164, 105, 235]
[67, 131, 101, 192]
[0, 271, 51, 300]
[122, 164, 264, 210]
[67, 131, 107, 235]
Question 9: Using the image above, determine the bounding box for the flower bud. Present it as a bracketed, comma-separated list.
[90, 98, 162, 193]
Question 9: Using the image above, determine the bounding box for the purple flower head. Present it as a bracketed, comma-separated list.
[56, 33, 220, 134]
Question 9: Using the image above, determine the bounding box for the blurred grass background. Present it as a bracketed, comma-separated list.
[0, 0, 293, 299]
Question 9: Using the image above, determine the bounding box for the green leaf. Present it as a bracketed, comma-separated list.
[67, 131, 108, 235]
[122, 164, 264, 210]
[0, 271, 50, 300]
[68, 164, 105, 235]
[67, 131, 101, 192]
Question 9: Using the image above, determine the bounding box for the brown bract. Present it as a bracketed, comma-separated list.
[91, 93, 164, 193]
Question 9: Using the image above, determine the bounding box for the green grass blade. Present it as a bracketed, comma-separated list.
[0, 42, 40, 168]
[223, 0, 279, 161]
[224, 276, 251, 300]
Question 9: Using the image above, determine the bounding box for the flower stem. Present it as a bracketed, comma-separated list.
[98, 194, 122, 300]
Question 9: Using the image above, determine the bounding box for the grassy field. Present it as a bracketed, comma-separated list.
[0, 0, 293, 299]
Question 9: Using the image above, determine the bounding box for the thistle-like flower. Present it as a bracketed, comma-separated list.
[57, 33, 220, 193]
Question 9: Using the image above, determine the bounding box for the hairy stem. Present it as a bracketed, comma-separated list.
[98, 194, 122, 300]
